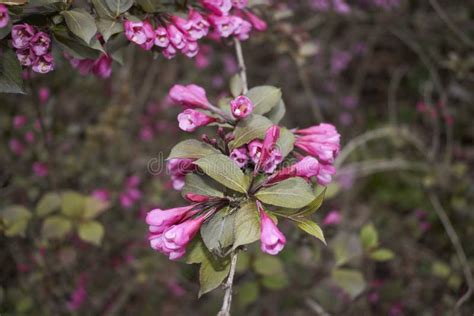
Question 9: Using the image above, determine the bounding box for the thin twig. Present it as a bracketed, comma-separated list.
[217, 252, 238, 316]
[428, 193, 473, 314]
[305, 298, 331, 316]
[233, 38, 248, 93]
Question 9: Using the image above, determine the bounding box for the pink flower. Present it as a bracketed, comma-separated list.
[248, 140, 263, 164]
[258, 202, 286, 255]
[269, 156, 320, 184]
[244, 11, 267, 31]
[11, 23, 36, 49]
[16, 49, 36, 67]
[256, 125, 280, 173]
[181, 40, 199, 58]
[0, 4, 9, 28]
[201, 0, 233, 15]
[33, 162, 49, 177]
[32, 54, 54, 74]
[9, 138, 25, 155]
[169, 84, 212, 109]
[66, 277, 87, 311]
[24, 131, 35, 144]
[184, 193, 210, 203]
[317, 163, 336, 186]
[13, 115, 27, 129]
[38, 87, 50, 104]
[187, 10, 210, 40]
[230, 146, 249, 168]
[167, 158, 196, 190]
[147, 205, 195, 234]
[154, 26, 170, 47]
[167, 24, 186, 50]
[232, 0, 248, 9]
[92, 54, 112, 79]
[230, 95, 254, 119]
[231, 16, 252, 41]
[177, 109, 216, 132]
[162, 44, 177, 59]
[91, 189, 110, 202]
[208, 15, 236, 38]
[295, 123, 340, 163]
[323, 210, 342, 226]
[30, 32, 51, 56]
[124, 20, 155, 50]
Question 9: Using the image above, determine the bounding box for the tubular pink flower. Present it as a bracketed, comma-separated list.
[124, 20, 148, 45]
[208, 15, 236, 38]
[184, 193, 210, 203]
[181, 40, 199, 58]
[230, 95, 254, 119]
[201, 0, 233, 15]
[231, 0, 248, 9]
[322, 210, 342, 226]
[140, 21, 156, 50]
[243, 11, 267, 31]
[167, 158, 196, 190]
[32, 54, 54, 74]
[294, 123, 340, 163]
[16, 49, 36, 67]
[146, 205, 195, 234]
[167, 24, 186, 50]
[154, 26, 170, 47]
[169, 84, 213, 109]
[177, 109, 216, 132]
[229, 146, 249, 168]
[187, 9, 210, 40]
[11, 23, 36, 49]
[268, 156, 320, 184]
[231, 16, 252, 41]
[248, 140, 263, 164]
[0, 4, 9, 28]
[258, 202, 286, 255]
[162, 44, 177, 59]
[255, 125, 280, 172]
[92, 54, 112, 79]
[316, 163, 336, 186]
[30, 32, 51, 56]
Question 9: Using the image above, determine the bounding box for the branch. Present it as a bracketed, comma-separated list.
[233, 38, 248, 93]
[217, 251, 238, 316]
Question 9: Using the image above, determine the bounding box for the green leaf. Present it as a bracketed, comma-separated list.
[293, 188, 326, 217]
[53, 27, 101, 59]
[61, 191, 86, 218]
[331, 268, 366, 299]
[294, 219, 326, 245]
[96, 18, 123, 42]
[261, 274, 289, 290]
[1, 205, 32, 237]
[360, 223, 378, 250]
[233, 201, 260, 250]
[106, 0, 133, 17]
[62, 9, 98, 44]
[229, 114, 273, 149]
[237, 281, 259, 308]
[200, 208, 235, 256]
[92, 0, 114, 18]
[432, 261, 451, 278]
[168, 139, 220, 160]
[41, 216, 72, 240]
[230, 74, 243, 97]
[275, 127, 295, 158]
[255, 178, 314, 208]
[253, 255, 284, 276]
[135, 0, 159, 12]
[369, 248, 395, 261]
[185, 238, 207, 264]
[195, 154, 249, 193]
[82, 196, 110, 219]
[332, 232, 363, 267]
[266, 99, 286, 123]
[199, 256, 230, 296]
[0, 20, 12, 40]
[246, 86, 282, 115]
[78, 220, 105, 245]
[0, 49, 24, 94]
[36, 192, 61, 217]
[182, 173, 224, 199]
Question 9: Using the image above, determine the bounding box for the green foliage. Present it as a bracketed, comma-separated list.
[229, 114, 273, 149]
[182, 173, 224, 198]
[245, 86, 282, 115]
[232, 201, 260, 250]
[62, 9, 98, 45]
[0, 205, 32, 237]
[78, 220, 105, 246]
[168, 139, 220, 160]
[199, 255, 231, 297]
[360, 223, 378, 250]
[331, 269, 366, 299]
[294, 219, 326, 245]
[255, 178, 314, 208]
[0, 49, 24, 94]
[41, 215, 72, 240]
[200, 208, 236, 256]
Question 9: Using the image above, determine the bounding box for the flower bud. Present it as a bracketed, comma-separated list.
[258, 202, 286, 255]
[230, 95, 254, 119]
[177, 109, 216, 132]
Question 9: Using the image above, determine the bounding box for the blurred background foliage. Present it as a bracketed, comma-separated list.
[1, 0, 474, 315]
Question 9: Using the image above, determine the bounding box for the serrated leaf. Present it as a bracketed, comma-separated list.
[78, 220, 104, 245]
[96, 18, 123, 42]
[331, 268, 366, 299]
[360, 223, 378, 250]
[182, 173, 224, 199]
[275, 127, 295, 158]
[106, 0, 133, 17]
[61, 191, 85, 218]
[36, 192, 61, 217]
[62, 9, 98, 44]
[1, 205, 31, 237]
[229, 114, 273, 149]
[233, 201, 260, 250]
[255, 178, 314, 208]
[41, 216, 72, 240]
[246, 86, 282, 115]
[369, 248, 394, 261]
[253, 255, 284, 276]
[195, 154, 249, 193]
[83, 197, 110, 219]
[230, 74, 243, 97]
[199, 256, 230, 296]
[293, 188, 326, 217]
[294, 219, 326, 245]
[0, 49, 24, 94]
[168, 139, 220, 160]
[201, 208, 235, 256]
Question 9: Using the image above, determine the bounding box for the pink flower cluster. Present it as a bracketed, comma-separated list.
[0, 4, 9, 28]
[11, 23, 54, 74]
[65, 53, 113, 79]
[123, 1, 266, 59]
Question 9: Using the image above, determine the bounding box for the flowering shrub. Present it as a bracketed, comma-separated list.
[146, 81, 340, 296]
